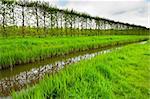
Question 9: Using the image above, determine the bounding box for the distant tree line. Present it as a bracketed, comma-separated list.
[0, 0, 149, 37]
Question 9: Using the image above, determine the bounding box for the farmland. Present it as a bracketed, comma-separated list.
[0, 0, 150, 98]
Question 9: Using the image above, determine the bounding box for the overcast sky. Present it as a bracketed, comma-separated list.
[37, 0, 149, 27]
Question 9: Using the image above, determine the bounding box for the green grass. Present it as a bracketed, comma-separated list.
[0, 26, 149, 37]
[0, 35, 148, 69]
[12, 40, 150, 99]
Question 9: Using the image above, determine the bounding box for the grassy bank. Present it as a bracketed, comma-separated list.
[12, 40, 150, 99]
[0, 36, 148, 69]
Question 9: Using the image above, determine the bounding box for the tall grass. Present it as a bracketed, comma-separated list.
[0, 35, 148, 69]
[0, 27, 149, 37]
[12, 41, 150, 99]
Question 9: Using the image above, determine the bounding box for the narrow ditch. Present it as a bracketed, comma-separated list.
[0, 40, 148, 96]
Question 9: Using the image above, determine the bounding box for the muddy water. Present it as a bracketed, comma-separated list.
[0, 45, 122, 96]
[0, 40, 148, 80]
[0, 45, 118, 80]
[0, 40, 148, 96]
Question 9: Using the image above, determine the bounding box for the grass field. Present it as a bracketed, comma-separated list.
[12, 40, 150, 99]
[0, 35, 148, 69]
[0, 0, 150, 98]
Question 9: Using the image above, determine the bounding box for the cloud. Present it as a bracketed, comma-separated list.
[112, 11, 127, 15]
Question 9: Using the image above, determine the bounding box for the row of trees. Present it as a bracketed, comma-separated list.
[0, 0, 148, 36]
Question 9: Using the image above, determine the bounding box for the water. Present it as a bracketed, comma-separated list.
[0, 40, 147, 96]
[0, 45, 119, 80]
[0, 46, 121, 96]
[0, 40, 147, 80]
